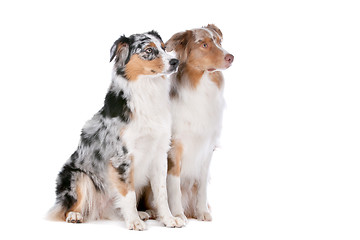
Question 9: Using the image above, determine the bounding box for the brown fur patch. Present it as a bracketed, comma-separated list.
[147, 42, 157, 48]
[128, 155, 134, 191]
[109, 165, 128, 196]
[168, 140, 183, 176]
[209, 71, 224, 89]
[183, 65, 204, 89]
[125, 54, 164, 81]
[191, 182, 198, 195]
[165, 30, 193, 62]
[206, 24, 223, 38]
[108, 156, 134, 196]
[192, 29, 211, 42]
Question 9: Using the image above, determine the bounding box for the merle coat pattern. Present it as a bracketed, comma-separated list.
[48, 31, 184, 230]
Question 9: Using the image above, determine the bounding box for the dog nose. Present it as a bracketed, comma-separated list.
[169, 58, 179, 68]
[225, 54, 234, 64]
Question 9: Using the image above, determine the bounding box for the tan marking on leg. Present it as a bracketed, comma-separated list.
[108, 163, 128, 196]
[128, 155, 135, 191]
[168, 140, 183, 176]
[192, 182, 199, 196]
[108, 155, 134, 196]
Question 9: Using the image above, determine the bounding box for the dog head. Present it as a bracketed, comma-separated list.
[166, 24, 233, 72]
[110, 31, 179, 81]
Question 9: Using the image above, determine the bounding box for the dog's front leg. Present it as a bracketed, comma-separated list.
[167, 174, 187, 222]
[116, 190, 146, 230]
[195, 152, 213, 221]
[167, 139, 187, 223]
[109, 158, 146, 230]
[150, 154, 185, 228]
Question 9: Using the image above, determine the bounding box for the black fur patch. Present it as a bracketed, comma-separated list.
[62, 193, 76, 210]
[111, 35, 131, 63]
[122, 146, 128, 155]
[57, 164, 103, 196]
[116, 67, 126, 77]
[70, 151, 79, 162]
[147, 30, 163, 42]
[117, 163, 129, 175]
[56, 165, 73, 195]
[101, 90, 131, 122]
[94, 149, 102, 162]
[55, 165, 77, 209]
[117, 162, 130, 182]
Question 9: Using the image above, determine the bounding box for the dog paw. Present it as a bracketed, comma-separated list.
[196, 211, 212, 221]
[145, 209, 157, 219]
[138, 211, 150, 221]
[174, 213, 188, 224]
[66, 211, 83, 223]
[126, 218, 147, 231]
[161, 216, 186, 228]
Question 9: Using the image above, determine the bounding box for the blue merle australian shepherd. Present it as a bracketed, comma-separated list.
[47, 31, 184, 230]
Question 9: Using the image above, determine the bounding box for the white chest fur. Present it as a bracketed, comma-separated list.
[171, 72, 225, 180]
[121, 76, 172, 189]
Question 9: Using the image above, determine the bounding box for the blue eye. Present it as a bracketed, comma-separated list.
[145, 48, 153, 53]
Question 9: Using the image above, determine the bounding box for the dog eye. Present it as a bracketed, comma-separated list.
[202, 43, 208, 48]
[145, 48, 153, 54]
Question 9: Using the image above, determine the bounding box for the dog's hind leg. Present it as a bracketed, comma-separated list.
[64, 173, 95, 223]
[49, 165, 97, 223]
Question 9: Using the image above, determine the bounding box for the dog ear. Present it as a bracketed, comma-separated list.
[110, 35, 130, 64]
[165, 30, 193, 63]
[205, 24, 223, 38]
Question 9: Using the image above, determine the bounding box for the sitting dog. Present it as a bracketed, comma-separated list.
[165, 24, 234, 222]
[47, 31, 184, 230]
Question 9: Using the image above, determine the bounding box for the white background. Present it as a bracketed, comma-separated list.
[0, 0, 359, 239]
